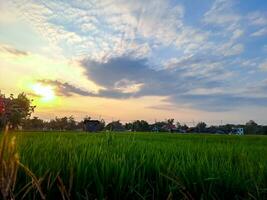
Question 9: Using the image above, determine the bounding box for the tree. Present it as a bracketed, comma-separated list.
[132, 120, 150, 131]
[166, 119, 174, 125]
[22, 117, 44, 130]
[45, 116, 81, 131]
[125, 122, 133, 131]
[245, 120, 257, 126]
[105, 121, 124, 131]
[245, 120, 259, 134]
[98, 119, 105, 131]
[176, 122, 182, 129]
[181, 124, 188, 130]
[65, 116, 77, 130]
[262, 126, 267, 135]
[1, 93, 35, 129]
[196, 122, 207, 133]
[151, 121, 167, 132]
[219, 124, 233, 134]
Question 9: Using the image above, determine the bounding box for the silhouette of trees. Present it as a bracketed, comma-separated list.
[105, 121, 124, 131]
[0, 93, 35, 130]
[196, 122, 207, 132]
[245, 120, 260, 134]
[132, 120, 150, 131]
[22, 117, 44, 130]
[1, 91, 266, 135]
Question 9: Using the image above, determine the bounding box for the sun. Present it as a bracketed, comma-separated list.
[31, 83, 55, 102]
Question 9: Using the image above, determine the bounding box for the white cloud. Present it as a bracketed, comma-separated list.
[224, 43, 244, 56]
[201, 0, 246, 58]
[8, 0, 187, 60]
[247, 12, 267, 26]
[114, 79, 144, 93]
[174, 27, 209, 53]
[251, 28, 267, 37]
[203, 0, 240, 27]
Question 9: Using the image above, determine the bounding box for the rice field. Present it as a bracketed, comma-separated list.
[9, 132, 267, 199]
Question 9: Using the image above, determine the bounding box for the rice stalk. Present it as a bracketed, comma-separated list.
[0, 125, 45, 200]
[0, 125, 18, 200]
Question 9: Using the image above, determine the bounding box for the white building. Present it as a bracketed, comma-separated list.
[231, 127, 244, 135]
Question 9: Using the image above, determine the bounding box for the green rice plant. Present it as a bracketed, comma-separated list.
[0, 125, 46, 200]
[8, 132, 267, 199]
[0, 126, 19, 200]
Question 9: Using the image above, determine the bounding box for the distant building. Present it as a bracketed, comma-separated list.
[83, 120, 101, 132]
[230, 127, 244, 135]
[162, 124, 177, 132]
[152, 126, 159, 132]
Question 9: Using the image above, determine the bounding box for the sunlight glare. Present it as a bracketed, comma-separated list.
[31, 83, 55, 102]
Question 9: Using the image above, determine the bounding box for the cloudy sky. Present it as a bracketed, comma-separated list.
[0, 0, 267, 124]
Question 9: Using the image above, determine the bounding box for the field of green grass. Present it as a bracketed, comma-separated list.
[10, 132, 267, 199]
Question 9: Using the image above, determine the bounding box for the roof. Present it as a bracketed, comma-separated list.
[83, 120, 100, 124]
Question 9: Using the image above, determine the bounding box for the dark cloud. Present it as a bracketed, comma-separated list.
[167, 54, 225, 68]
[40, 55, 267, 112]
[80, 56, 222, 98]
[169, 94, 267, 112]
[146, 104, 179, 111]
[1, 46, 28, 56]
[79, 55, 267, 111]
[38, 80, 92, 97]
[38, 79, 135, 99]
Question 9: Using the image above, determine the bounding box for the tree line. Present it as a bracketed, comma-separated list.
[1, 93, 267, 134]
[18, 117, 267, 135]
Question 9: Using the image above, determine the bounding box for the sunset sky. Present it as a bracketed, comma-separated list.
[0, 0, 267, 124]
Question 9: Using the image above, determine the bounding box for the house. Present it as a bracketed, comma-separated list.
[230, 127, 244, 135]
[83, 120, 102, 132]
[152, 126, 159, 132]
[162, 124, 177, 132]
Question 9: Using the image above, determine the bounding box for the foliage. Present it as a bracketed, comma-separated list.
[166, 118, 174, 125]
[132, 120, 150, 131]
[2, 104, 265, 135]
[150, 121, 167, 132]
[9, 93, 35, 129]
[176, 121, 182, 129]
[196, 122, 207, 132]
[151, 119, 179, 132]
[0, 93, 35, 130]
[245, 120, 261, 134]
[47, 116, 77, 131]
[124, 122, 133, 131]
[22, 117, 45, 130]
[105, 120, 124, 131]
[246, 120, 258, 126]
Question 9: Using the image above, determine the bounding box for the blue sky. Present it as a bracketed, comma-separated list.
[0, 0, 267, 124]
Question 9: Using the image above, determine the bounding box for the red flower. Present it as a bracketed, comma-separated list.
[0, 97, 5, 114]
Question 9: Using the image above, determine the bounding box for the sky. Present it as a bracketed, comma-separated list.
[0, 0, 267, 125]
